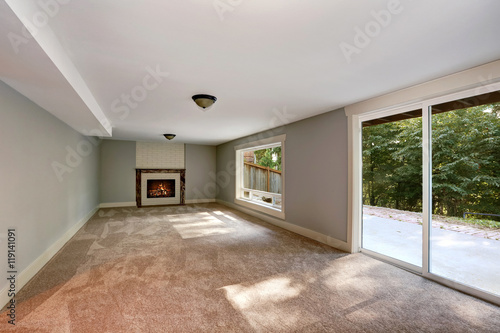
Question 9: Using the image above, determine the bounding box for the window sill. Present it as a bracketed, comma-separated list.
[234, 198, 285, 219]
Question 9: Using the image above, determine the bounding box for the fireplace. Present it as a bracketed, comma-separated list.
[136, 169, 185, 207]
[147, 179, 175, 198]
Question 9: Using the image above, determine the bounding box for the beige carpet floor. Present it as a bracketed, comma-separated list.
[1, 203, 499, 332]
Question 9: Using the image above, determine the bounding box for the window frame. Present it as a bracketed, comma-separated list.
[234, 134, 286, 219]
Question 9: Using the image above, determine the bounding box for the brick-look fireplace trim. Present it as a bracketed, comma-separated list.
[136, 169, 186, 207]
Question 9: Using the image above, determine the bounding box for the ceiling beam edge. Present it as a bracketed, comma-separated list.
[4, 0, 112, 137]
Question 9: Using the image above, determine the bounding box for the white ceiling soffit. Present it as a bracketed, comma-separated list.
[1, 0, 111, 137]
[1, 1, 500, 145]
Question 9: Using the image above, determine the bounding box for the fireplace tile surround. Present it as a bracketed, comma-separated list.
[136, 169, 185, 207]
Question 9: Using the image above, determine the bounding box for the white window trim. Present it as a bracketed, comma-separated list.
[234, 134, 286, 151]
[234, 134, 286, 219]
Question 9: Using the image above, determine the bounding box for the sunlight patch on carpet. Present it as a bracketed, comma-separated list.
[221, 276, 319, 331]
[213, 210, 237, 221]
[170, 214, 235, 239]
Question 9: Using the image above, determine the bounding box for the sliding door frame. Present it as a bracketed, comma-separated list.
[356, 102, 423, 273]
[352, 81, 500, 306]
[420, 82, 500, 305]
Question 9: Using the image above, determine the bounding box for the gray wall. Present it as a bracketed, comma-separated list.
[216, 109, 348, 242]
[98, 141, 216, 203]
[0, 81, 100, 293]
[185, 144, 217, 201]
[100, 140, 136, 203]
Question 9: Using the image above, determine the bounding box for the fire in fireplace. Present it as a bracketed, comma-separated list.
[147, 179, 175, 198]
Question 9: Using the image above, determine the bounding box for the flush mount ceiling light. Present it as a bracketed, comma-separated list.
[163, 134, 176, 140]
[192, 94, 217, 109]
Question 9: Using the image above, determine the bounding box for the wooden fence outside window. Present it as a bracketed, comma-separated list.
[243, 162, 282, 194]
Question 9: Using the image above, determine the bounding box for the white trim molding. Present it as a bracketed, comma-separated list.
[234, 134, 286, 151]
[100, 202, 136, 208]
[234, 197, 284, 219]
[1, 206, 99, 308]
[347, 114, 361, 253]
[185, 199, 216, 204]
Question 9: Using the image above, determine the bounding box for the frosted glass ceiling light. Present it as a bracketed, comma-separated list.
[192, 94, 217, 109]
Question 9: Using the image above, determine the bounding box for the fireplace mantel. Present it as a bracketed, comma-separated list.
[136, 169, 185, 207]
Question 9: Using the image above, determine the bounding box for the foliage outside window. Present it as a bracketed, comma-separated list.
[252, 146, 282, 171]
[363, 102, 500, 222]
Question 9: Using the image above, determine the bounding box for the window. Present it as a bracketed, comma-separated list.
[235, 135, 285, 219]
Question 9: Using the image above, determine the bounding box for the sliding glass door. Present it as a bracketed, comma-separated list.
[362, 110, 422, 268]
[429, 92, 500, 296]
[359, 86, 500, 303]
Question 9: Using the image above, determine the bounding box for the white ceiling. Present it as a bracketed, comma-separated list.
[1, 0, 500, 145]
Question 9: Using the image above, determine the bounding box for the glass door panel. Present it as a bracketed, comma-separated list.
[362, 110, 423, 267]
[430, 91, 500, 296]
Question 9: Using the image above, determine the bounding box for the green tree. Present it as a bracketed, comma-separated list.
[362, 121, 402, 207]
[362, 101, 500, 218]
[391, 117, 422, 211]
[254, 147, 282, 171]
[433, 104, 500, 217]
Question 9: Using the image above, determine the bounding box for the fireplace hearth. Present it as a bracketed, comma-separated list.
[136, 169, 185, 207]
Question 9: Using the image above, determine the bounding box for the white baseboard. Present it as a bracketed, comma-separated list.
[100, 200, 216, 207]
[1, 205, 99, 308]
[185, 199, 216, 204]
[99, 202, 136, 208]
[216, 199, 350, 253]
